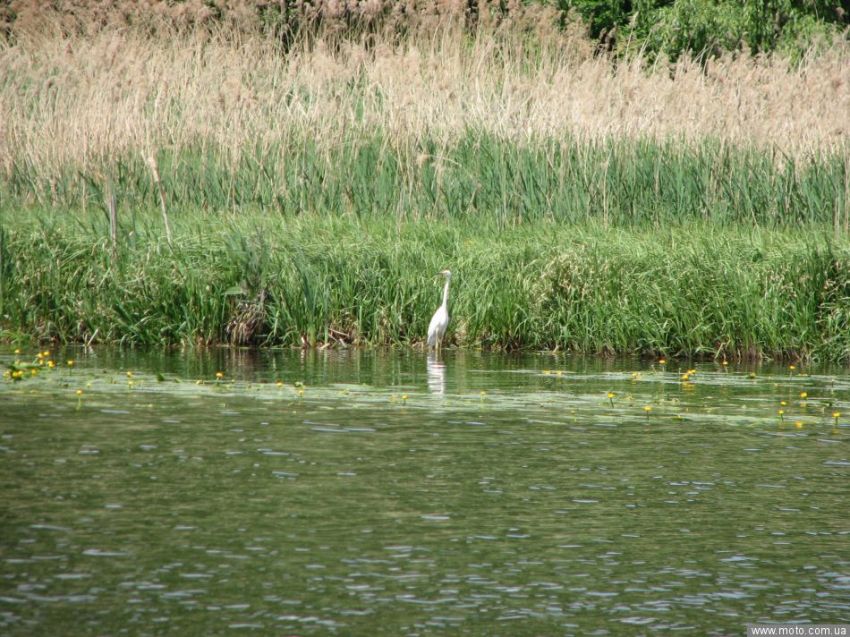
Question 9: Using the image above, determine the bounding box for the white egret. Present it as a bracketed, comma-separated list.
[427, 270, 452, 351]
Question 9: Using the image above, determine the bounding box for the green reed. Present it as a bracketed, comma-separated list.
[2, 131, 846, 227]
[2, 207, 849, 360]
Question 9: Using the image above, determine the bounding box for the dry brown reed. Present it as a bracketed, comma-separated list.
[1, 10, 848, 180]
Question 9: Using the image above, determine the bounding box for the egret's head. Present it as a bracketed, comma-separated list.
[437, 269, 452, 279]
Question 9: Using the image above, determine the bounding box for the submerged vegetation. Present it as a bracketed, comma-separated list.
[1, 6, 849, 358]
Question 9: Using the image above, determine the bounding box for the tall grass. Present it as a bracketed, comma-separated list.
[2, 25, 847, 226]
[2, 134, 847, 227]
[1, 26, 848, 184]
[2, 22, 849, 356]
[3, 209, 850, 361]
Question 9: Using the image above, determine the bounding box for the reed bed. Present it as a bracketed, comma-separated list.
[4, 23, 848, 156]
[2, 23, 849, 356]
[2, 209, 850, 361]
[1, 26, 848, 222]
[1, 132, 848, 227]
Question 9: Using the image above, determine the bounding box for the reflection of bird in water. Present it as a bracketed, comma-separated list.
[426, 353, 446, 395]
[427, 270, 452, 351]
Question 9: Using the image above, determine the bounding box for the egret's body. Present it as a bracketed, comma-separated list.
[427, 270, 452, 350]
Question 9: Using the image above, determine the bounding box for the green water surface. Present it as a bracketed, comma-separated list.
[1, 349, 849, 635]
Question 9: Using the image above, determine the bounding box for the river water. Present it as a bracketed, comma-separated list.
[1, 349, 849, 635]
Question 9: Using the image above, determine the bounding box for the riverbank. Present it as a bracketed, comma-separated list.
[3, 25, 849, 359]
[1, 210, 848, 360]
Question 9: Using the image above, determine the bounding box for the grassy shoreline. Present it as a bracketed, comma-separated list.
[3, 27, 849, 359]
[2, 209, 849, 361]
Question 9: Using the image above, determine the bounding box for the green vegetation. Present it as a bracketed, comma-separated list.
[2, 128, 849, 359]
[562, 0, 850, 59]
[2, 207, 850, 360]
[1, 13, 848, 359]
[2, 134, 847, 227]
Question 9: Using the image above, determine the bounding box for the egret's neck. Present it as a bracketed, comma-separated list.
[441, 277, 451, 308]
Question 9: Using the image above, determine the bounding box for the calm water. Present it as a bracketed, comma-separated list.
[1, 349, 849, 636]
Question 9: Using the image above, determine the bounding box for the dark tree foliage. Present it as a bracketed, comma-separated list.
[558, 0, 850, 59]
